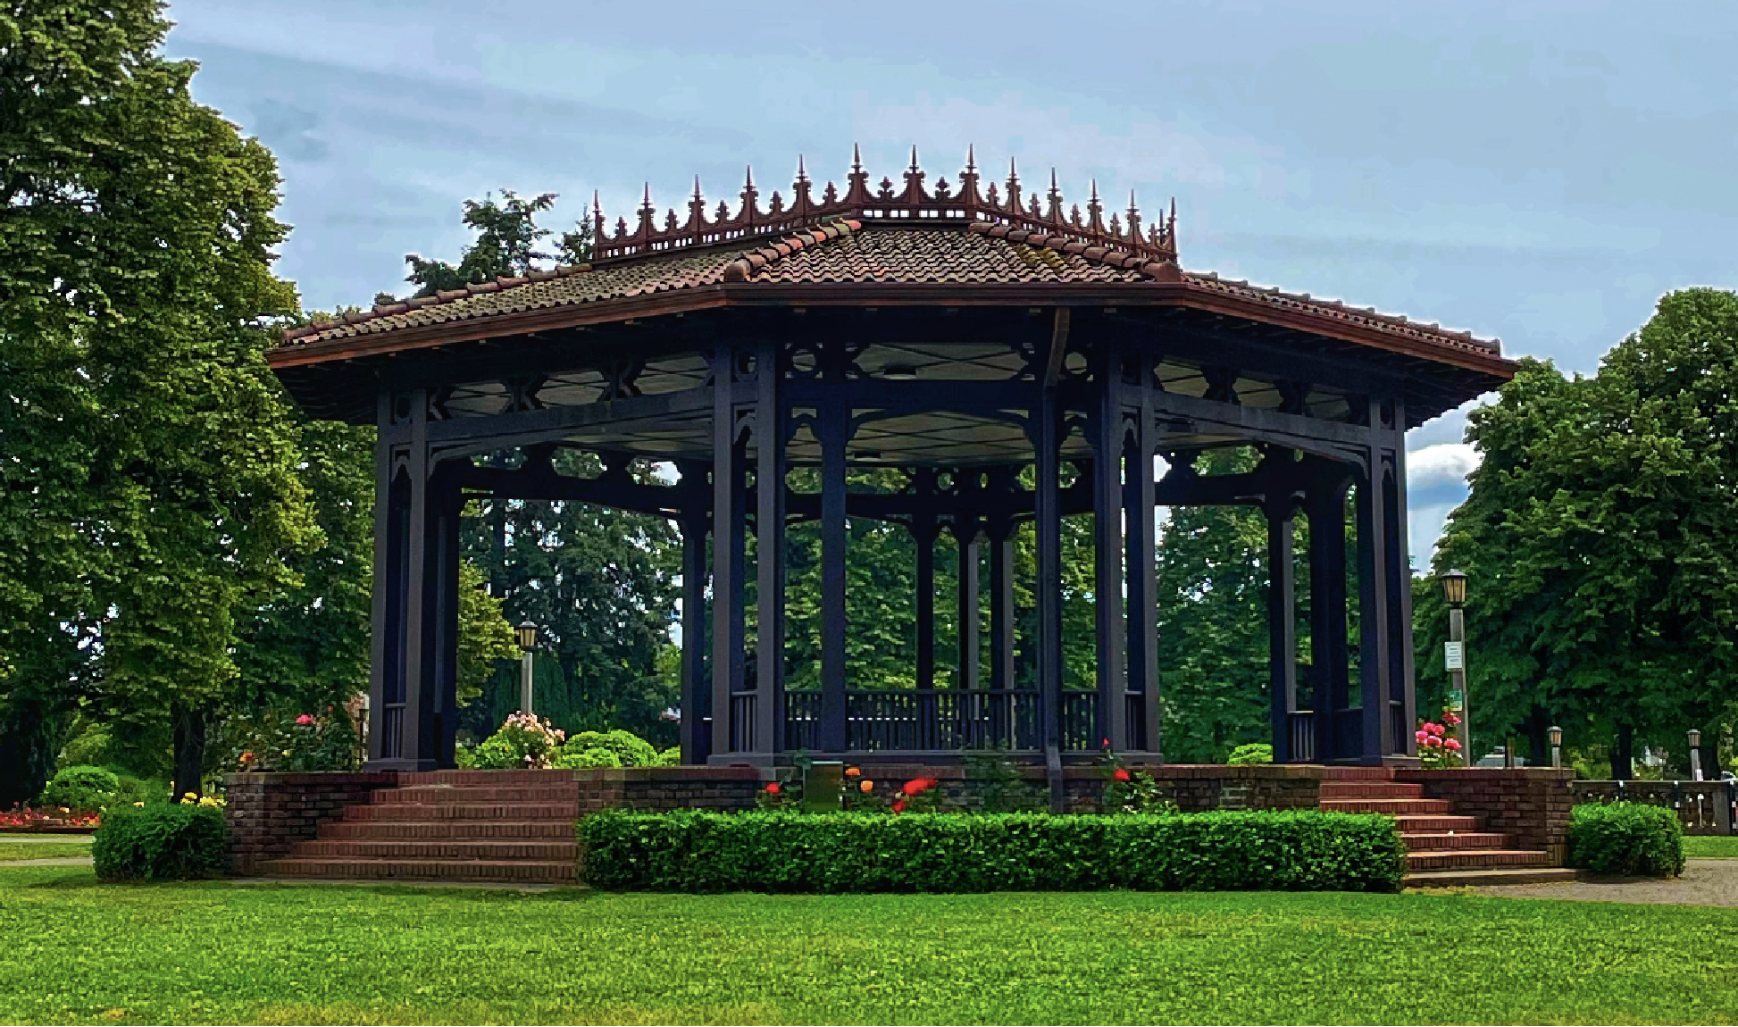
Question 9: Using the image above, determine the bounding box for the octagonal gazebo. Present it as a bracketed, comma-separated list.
[272, 149, 1515, 772]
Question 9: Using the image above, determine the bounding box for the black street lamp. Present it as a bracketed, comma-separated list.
[1441, 569, 1471, 767]
[1548, 725, 1563, 770]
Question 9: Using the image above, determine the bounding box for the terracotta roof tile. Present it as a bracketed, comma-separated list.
[277, 219, 1495, 357]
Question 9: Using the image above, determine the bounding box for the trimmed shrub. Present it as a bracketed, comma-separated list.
[1226, 743, 1273, 765]
[93, 804, 227, 881]
[568, 729, 658, 767]
[579, 809, 1406, 894]
[37, 764, 120, 811]
[552, 747, 623, 769]
[1568, 802, 1685, 877]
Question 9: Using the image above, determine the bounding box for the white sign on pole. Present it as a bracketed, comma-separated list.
[1443, 641, 1464, 672]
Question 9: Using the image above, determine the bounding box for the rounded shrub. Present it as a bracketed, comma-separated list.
[93, 804, 227, 881]
[567, 729, 657, 767]
[38, 765, 121, 811]
[1226, 743, 1274, 765]
[552, 747, 623, 769]
[1568, 801, 1685, 877]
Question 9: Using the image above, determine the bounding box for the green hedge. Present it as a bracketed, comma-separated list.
[1568, 802, 1685, 877]
[579, 810, 1406, 893]
[92, 804, 227, 882]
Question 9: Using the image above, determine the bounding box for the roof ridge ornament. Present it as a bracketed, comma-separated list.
[591, 148, 1180, 265]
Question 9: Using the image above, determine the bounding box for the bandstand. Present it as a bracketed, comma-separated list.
[271, 149, 1515, 771]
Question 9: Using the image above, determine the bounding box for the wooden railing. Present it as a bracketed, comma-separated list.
[780, 689, 1103, 752]
[1287, 710, 1316, 763]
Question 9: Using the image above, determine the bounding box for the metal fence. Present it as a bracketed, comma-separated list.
[1569, 779, 1737, 835]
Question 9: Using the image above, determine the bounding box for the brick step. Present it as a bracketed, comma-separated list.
[1406, 849, 1552, 871]
[344, 801, 580, 821]
[373, 785, 581, 805]
[1320, 798, 1454, 815]
[1393, 814, 1482, 832]
[1319, 782, 1424, 800]
[1399, 832, 1511, 851]
[1313, 767, 1398, 780]
[399, 770, 580, 787]
[259, 857, 576, 883]
[321, 819, 576, 841]
[294, 839, 577, 861]
[1407, 867, 1582, 888]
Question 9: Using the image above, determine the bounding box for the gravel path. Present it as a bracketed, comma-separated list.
[1478, 859, 1738, 907]
[0, 834, 92, 844]
[0, 857, 92, 867]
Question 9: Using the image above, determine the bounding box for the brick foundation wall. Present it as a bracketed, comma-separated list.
[573, 767, 765, 813]
[1398, 768, 1574, 863]
[224, 772, 396, 874]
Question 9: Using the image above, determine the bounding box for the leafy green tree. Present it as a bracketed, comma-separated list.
[1, 0, 321, 796]
[1425, 291, 1738, 775]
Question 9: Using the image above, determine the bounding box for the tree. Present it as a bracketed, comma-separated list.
[393, 190, 593, 302]
[1, 0, 321, 797]
[1425, 290, 1738, 775]
[1154, 449, 1274, 762]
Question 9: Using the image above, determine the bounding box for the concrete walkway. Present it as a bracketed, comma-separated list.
[1478, 858, 1738, 907]
[0, 833, 94, 868]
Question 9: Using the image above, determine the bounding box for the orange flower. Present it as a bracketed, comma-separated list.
[859, 779, 875, 793]
[844, 767, 861, 778]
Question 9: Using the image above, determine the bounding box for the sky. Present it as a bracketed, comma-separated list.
[162, 0, 1738, 562]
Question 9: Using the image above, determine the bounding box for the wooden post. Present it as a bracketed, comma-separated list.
[1033, 391, 1064, 762]
[1093, 374, 1128, 751]
[711, 344, 747, 758]
[957, 523, 981, 692]
[819, 359, 850, 754]
[1267, 494, 1297, 762]
[914, 470, 937, 692]
[754, 342, 785, 756]
[1125, 399, 1160, 757]
[679, 461, 709, 764]
[1307, 471, 1351, 763]
[1355, 451, 1394, 765]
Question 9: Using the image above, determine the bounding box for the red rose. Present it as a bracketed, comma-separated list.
[892, 799, 907, 814]
[901, 779, 929, 796]
[1113, 768, 1132, 782]
[925, 777, 941, 790]
[765, 782, 781, 795]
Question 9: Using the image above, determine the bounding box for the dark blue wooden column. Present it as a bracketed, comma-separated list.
[1125, 389, 1161, 757]
[1306, 470, 1351, 763]
[1267, 494, 1298, 762]
[753, 341, 785, 758]
[710, 344, 750, 760]
[818, 348, 851, 754]
[1092, 349, 1130, 752]
[678, 460, 710, 765]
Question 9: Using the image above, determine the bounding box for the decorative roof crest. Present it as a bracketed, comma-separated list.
[591, 147, 1178, 265]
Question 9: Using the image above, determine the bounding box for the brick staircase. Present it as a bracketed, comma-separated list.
[259, 770, 580, 885]
[1316, 768, 1576, 887]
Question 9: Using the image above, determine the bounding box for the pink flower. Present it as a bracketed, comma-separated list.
[1444, 737, 1462, 751]
[1415, 730, 1430, 743]
[1424, 735, 1443, 748]
[1426, 722, 1445, 737]
[295, 713, 315, 726]
[1443, 712, 1461, 726]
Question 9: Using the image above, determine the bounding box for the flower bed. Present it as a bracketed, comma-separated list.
[0, 806, 101, 833]
[579, 809, 1407, 893]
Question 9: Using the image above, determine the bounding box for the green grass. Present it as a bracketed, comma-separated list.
[1684, 835, 1738, 858]
[0, 842, 91, 862]
[3, 866, 1738, 1025]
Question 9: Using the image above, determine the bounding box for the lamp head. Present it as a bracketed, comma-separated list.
[1441, 568, 1468, 608]
[1548, 725, 1563, 747]
[1689, 728, 1702, 748]
[516, 620, 539, 651]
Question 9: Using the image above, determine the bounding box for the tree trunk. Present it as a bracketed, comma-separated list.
[1610, 723, 1635, 781]
[171, 704, 207, 799]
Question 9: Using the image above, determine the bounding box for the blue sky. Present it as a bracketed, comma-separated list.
[163, 0, 1737, 561]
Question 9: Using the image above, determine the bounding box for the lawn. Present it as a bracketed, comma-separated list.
[3, 866, 1738, 1026]
[0, 842, 91, 862]
[1684, 835, 1738, 859]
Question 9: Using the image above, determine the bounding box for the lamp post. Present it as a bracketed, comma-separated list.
[516, 620, 538, 715]
[1689, 728, 1704, 782]
[1441, 569, 1470, 767]
[1549, 725, 1563, 770]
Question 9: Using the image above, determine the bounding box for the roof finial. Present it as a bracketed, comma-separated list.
[909, 144, 920, 172]
[796, 154, 808, 182]
[852, 142, 863, 174]
[642, 182, 653, 207]
[965, 143, 976, 173]
[592, 189, 602, 219]
[744, 164, 755, 189]
[692, 175, 703, 202]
